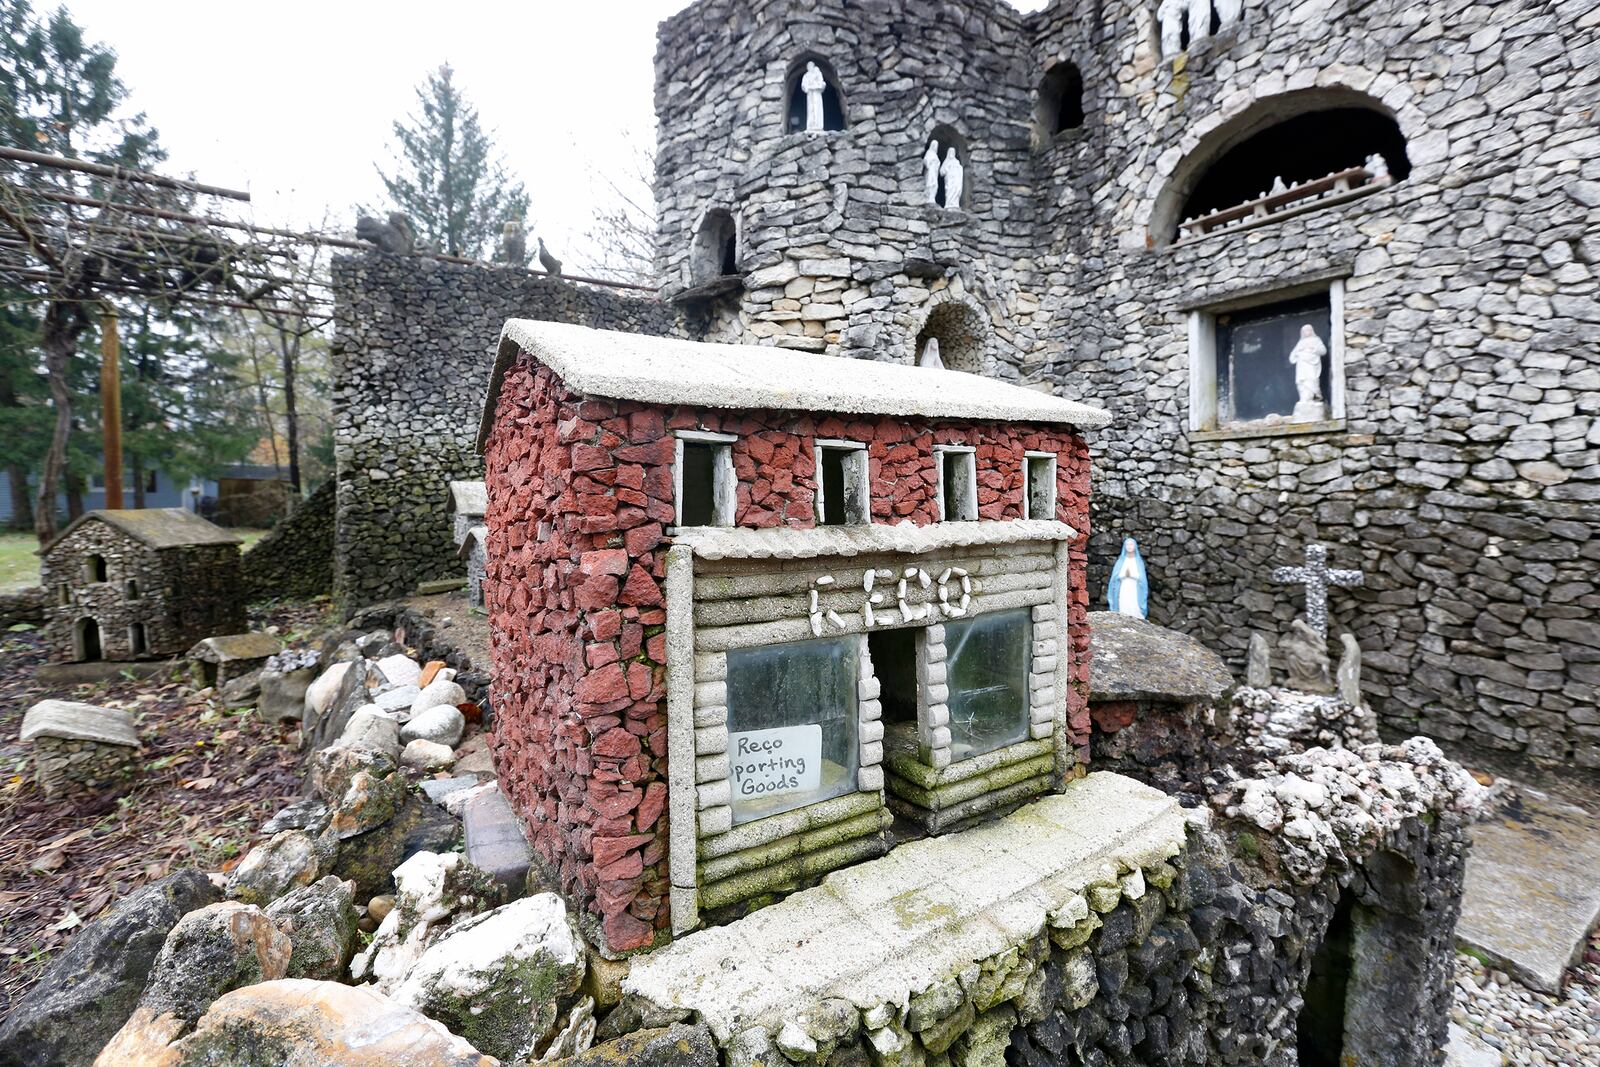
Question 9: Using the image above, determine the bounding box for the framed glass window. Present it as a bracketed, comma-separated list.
[1216, 293, 1332, 424]
[726, 636, 859, 824]
[943, 609, 1031, 760]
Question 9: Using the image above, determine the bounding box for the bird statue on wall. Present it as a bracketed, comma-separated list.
[354, 212, 417, 255]
[498, 220, 526, 266]
[538, 238, 563, 277]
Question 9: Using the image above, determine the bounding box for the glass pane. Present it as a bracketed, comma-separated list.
[726, 637, 859, 824]
[944, 610, 1031, 760]
[680, 442, 716, 526]
[1219, 296, 1332, 423]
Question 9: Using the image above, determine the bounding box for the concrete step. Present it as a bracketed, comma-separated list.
[463, 786, 534, 896]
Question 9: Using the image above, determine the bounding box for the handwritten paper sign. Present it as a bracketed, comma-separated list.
[729, 724, 821, 800]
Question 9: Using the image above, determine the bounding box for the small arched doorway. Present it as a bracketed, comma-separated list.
[83, 554, 107, 583]
[913, 300, 990, 374]
[74, 617, 102, 662]
[127, 622, 147, 658]
[690, 209, 739, 286]
[1034, 62, 1084, 146]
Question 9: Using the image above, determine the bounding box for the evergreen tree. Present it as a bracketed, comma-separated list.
[376, 64, 530, 262]
[0, 292, 47, 529]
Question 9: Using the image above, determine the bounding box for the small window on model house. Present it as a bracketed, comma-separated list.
[57, 584, 70, 605]
[936, 446, 977, 521]
[1190, 284, 1345, 435]
[125, 579, 140, 600]
[675, 431, 737, 527]
[815, 440, 870, 526]
[944, 609, 1032, 760]
[83, 554, 108, 583]
[1023, 453, 1057, 520]
[127, 623, 147, 657]
[726, 636, 860, 824]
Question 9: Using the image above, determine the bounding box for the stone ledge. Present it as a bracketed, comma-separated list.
[21, 699, 139, 748]
[1188, 418, 1346, 443]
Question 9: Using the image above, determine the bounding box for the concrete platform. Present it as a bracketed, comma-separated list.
[1458, 787, 1600, 993]
[34, 659, 177, 685]
[626, 772, 1186, 1041]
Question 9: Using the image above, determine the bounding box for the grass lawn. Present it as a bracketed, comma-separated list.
[0, 527, 271, 592]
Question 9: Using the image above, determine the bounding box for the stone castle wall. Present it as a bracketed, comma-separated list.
[240, 478, 336, 603]
[330, 254, 684, 612]
[653, 0, 1600, 773]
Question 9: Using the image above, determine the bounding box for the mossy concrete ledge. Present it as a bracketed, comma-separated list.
[625, 772, 1185, 1043]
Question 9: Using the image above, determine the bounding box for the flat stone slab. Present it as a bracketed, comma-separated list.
[188, 632, 284, 662]
[21, 700, 139, 747]
[626, 772, 1186, 1041]
[1458, 787, 1600, 994]
[1444, 1023, 1503, 1067]
[463, 787, 533, 895]
[1088, 611, 1234, 703]
[35, 660, 171, 686]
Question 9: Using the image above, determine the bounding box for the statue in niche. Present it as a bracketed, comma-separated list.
[1365, 152, 1391, 182]
[1214, 0, 1243, 27]
[940, 147, 964, 209]
[1337, 633, 1363, 706]
[923, 141, 942, 205]
[1156, 0, 1186, 55]
[1281, 618, 1333, 693]
[918, 336, 945, 370]
[1246, 631, 1272, 687]
[1288, 324, 1328, 421]
[1106, 537, 1148, 620]
[1186, 0, 1213, 43]
[801, 62, 828, 132]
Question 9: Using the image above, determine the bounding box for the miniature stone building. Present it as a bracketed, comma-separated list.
[188, 632, 285, 689]
[447, 480, 486, 547]
[21, 699, 141, 798]
[457, 524, 487, 609]
[478, 319, 1107, 954]
[38, 509, 245, 663]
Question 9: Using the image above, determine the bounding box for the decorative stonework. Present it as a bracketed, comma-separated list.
[21, 699, 142, 798]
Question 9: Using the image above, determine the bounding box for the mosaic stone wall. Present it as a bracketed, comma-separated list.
[653, 0, 1600, 773]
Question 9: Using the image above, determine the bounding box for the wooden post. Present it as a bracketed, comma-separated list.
[100, 309, 122, 510]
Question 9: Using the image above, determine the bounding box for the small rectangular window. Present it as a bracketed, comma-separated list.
[815, 440, 869, 526]
[944, 609, 1032, 760]
[676, 432, 736, 527]
[937, 446, 976, 522]
[1024, 453, 1056, 520]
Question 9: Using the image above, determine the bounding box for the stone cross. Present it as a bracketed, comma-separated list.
[1271, 543, 1363, 641]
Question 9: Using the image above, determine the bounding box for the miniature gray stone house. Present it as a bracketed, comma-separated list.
[38, 508, 245, 663]
[457, 523, 487, 609]
[447, 480, 486, 548]
[21, 699, 141, 799]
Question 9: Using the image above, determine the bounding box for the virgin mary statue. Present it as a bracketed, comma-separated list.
[1107, 537, 1148, 620]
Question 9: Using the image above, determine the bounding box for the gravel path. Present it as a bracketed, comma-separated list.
[1451, 933, 1600, 1066]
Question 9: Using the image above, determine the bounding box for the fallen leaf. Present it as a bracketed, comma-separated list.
[48, 910, 81, 932]
[182, 777, 217, 792]
[29, 851, 65, 874]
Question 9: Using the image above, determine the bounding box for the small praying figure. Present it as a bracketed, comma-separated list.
[1289, 324, 1327, 420]
[801, 62, 828, 132]
[1156, 0, 1186, 55]
[918, 336, 944, 369]
[1107, 537, 1149, 620]
[939, 147, 964, 209]
[1365, 152, 1391, 182]
[923, 140, 942, 205]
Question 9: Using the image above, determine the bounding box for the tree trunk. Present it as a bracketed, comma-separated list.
[6, 466, 33, 531]
[34, 303, 80, 544]
[65, 470, 85, 520]
[278, 326, 302, 494]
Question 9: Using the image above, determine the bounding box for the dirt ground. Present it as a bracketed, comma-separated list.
[0, 599, 329, 1015]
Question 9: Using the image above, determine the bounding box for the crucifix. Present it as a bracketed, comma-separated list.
[1271, 544, 1363, 641]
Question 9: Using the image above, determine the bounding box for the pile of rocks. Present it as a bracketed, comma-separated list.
[1451, 937, 1600, 1066]
[1231, 684, 1381, 756]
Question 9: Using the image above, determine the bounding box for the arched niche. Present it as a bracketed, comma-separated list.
[1150, 89, 1411, 246]
[690, 209, 739, 287]
[1033, 61, 1085, 147]
[912, 298, 991, 374]
[785, 56, 846, 134]
[924, 125, 971, 211]
[73, 617, 102, 662]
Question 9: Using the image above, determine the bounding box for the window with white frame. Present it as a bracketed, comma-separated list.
[814, 440, 870, 526]
[1023, 452, 1056, 520]
[935, 445, 977, 521]
[675, 431, 737, 527]
[1189, 281, 1346, 435]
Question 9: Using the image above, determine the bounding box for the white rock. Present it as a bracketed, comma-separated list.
[402, 739, 456, 771]
[402, 705, 466, 748]
[374, 685, 422, 715]
[304, 662, 352, 717]
[377, 654, 422, 688]
[411, 678, 467, 717]
[350, 852, 498, 992]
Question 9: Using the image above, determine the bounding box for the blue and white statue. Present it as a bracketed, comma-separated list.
[1107, 537, 1149, 620]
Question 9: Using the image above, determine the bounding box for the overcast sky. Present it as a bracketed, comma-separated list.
[50, 0, 1047, 276]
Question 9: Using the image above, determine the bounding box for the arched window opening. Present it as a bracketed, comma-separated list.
[923, 126, 970, 211]
[83, 554, 108, 583]
[125, 578, 140, 600]
[127, 622, 147, 658]
[1173, 106, 1409, 242]
[1035, 62, 1084, 144]
[690, 210, 739, 287]
[914, 301, 989, 374]
[74, 617, 102, 662]
[786, 58, 846, 133]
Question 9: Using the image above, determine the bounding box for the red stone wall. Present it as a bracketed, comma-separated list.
[483, 348, 1094, 953]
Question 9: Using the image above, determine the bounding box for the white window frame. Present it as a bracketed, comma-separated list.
[813, 438, 871, 526]
[933, 444, 978, 522]
[1022, 451, 1057, 520]
[674, 430, 737, 528]
[1188, 278, 1346, 435]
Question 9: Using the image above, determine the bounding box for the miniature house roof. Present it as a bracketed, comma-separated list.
[1088, 612, 1235, 704]
[448, 480, 487, 517]
[41, 508, 242, 555]
[675, 518, 1078, 561]
[476, 321, 1113, 452]
[457, 524, 487, 560]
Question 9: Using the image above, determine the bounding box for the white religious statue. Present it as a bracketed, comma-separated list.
[1213, 0, 1243, 27]
[939, 147, 964, 209]
[918, 336, 945, 369]
[1156, 0, 1186, 55]
[1107, 537, 1149, 620]
[1289, 324, 1328, 421]
[923, 140, 942, 204]
[1365, 152, 1391, 182]
[1186, 0, 1212, 44]
[801, 62, 828, 132]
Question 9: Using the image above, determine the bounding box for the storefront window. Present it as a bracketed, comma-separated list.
[944, 610, 1031, 760]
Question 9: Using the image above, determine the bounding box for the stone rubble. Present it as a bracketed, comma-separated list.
[1450, 938, 1600, 1067]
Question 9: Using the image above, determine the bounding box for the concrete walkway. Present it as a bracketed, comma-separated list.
[1458, 787, 1600, 993]
[626, 773, 1187, 1042]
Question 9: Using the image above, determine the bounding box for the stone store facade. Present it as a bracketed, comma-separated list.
[650, 0, 1600, 775]
[38, 508, 244, 663]
[329, 255, 685, 612]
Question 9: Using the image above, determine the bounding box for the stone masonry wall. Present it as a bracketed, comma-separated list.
[484, 347, 1095, 955]
[330, 253, 684, 614]
[654, 0, 1600, 774]
[240, 478, 335, 603]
